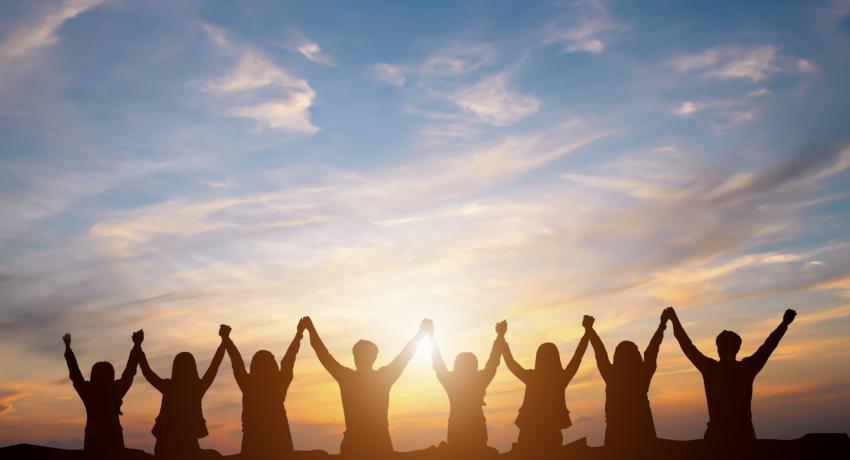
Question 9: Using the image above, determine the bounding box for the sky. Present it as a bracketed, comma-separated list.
[1, 0, 850, 454]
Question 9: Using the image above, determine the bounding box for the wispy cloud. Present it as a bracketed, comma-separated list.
[296, 40, 335, 66]
[375, 43, 536, 133]
[201, 23, 318, 134]
[668, 45, 814, 82]
[374, 63, 409, 87]
[452, 74, 540, 126]
[0, 0, 104, 74]
[543, 0, 621, 54]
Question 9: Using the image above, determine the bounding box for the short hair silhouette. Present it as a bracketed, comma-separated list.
[305, 316, 431, 457]
[353, 339, 379, 370]
[667, 307, 796, 443]
[716, 330, 742, 360]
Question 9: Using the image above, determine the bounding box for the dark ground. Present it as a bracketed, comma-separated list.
[2, 434, 849, 460]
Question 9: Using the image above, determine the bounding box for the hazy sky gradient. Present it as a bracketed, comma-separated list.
[1, 0, 850, 454]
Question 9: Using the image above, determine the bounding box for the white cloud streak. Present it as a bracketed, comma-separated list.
[543, 0, 621, 54]
[201, 23, 318, 134]
[0, 0, 104, 76]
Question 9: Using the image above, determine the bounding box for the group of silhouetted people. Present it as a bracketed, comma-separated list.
[63, 307, 797, 459]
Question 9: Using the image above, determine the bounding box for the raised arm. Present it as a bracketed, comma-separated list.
[430, 339, 450, 388]
[280, 319, 306, 385]
[137, 347, 167, 393]
[383, 319, 431, 384]
[221, 326, 248, 392]
[643, 312, 667, 377]
[200, 326, 228, 394]
[479, 321, 506, 386]
[63, 333, 86, 394]
[564, 324, 590, 384]
[745, 309, 795, 374]
[304, 317, 349, 381]
[500, 322, 531, 383]
[584, 316, 612, 382]
[666, 307, 713, 372]
[116, 330, 143, 396]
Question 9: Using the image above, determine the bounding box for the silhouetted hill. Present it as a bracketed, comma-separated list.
[2, 434, 848, 460]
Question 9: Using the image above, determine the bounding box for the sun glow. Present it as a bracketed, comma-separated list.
[417, 335, 432, 355]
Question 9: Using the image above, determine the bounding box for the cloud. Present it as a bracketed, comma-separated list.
[543, 0, 621, 54]
[375, 44, 537, 133]
[0, 389, 27, 416]
[296, 40, 334, 66]
[0, 0, 104, 74]
[227, 91, 318, 134]
[200, 23, 318, 134]
[452, 75, 540, 126]
[374, 63, 408, 87]
[668, 45, 817, 82]
[670, 88, 776, 130]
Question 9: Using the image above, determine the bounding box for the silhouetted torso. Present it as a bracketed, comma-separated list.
[699, 358, 759, 440]
[671, 312, 791, 443]
[337, 368, 395, 455]
[441, 373, 489, 447]
[240, 372, 294, 456]
[604, 368, 655, 446]
[152, 380, 208, 441]
[516, 373, 572, 432]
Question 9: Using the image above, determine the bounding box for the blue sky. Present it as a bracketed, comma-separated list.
[1, 0, 850, 454]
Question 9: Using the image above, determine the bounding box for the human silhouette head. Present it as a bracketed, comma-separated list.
[534, 342, 562, 375]
[90, 361, 115, 386]
[716, 330, 742, 361]
[353, 340, 378, 371]
[250, 350, 279, 379]
[612, 341, 642, 372]
[172, 352, 200, 385]
[453, 352, 479, 376]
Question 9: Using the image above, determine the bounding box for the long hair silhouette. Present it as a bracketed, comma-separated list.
[222, 320, 305, 459]
[500, 319, 590, 455]
[430, 321, 504, 454]
[136, 327, 226, 459]
[585, 313, 666, 451]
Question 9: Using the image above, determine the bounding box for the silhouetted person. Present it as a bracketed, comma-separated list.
[222, 320, 306, 459]
[585, 313, 666, 451]
[430, 320, 504, 454]
[137, 327, 227, 459]
[500, 319, 590, 455]
[304, 316, 432, 458]
[62, 330, 142, 459]
[667, 307, 796, 443]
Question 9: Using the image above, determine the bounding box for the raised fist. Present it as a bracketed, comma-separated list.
[783, 309, 797, 324]
[495, 320, 507, 336]
[219, 324, 231, 339]
[582, 315, 595, 329]
[420, 319, 434, 337]
[63, 333, 71, 347]
[132, 329, 144, 345]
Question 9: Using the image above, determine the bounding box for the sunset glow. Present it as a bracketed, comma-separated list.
[1, 0, 850, 455]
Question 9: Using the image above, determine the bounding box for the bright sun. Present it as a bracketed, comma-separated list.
[416, 336, 432, 355]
